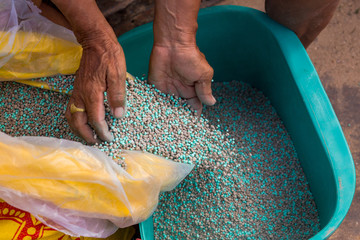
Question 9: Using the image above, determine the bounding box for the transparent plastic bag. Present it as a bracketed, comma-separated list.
[0, 0, 82, 80]
[0, 132, 194, 238]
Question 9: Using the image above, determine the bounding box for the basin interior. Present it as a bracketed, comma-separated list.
[118, 6, 355, 239]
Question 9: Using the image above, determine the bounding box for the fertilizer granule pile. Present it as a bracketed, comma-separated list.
[0, 76, 320, 239]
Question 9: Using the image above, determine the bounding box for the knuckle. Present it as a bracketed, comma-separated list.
[197, 68, 214, 84]
[108, 67, 126, 85]
[85, 96, 100, 106]
[83, 92, 103, 106]
[70, 91, 86, 106]
[113, 46, 123, 57]
[72, 119, 84, 130]
[88, 116, 103, 127]
[109, 91, 126, 102]
[209, 66, 214, 78]
[204, 67, 214, 81]
[85, 107, 106, 128]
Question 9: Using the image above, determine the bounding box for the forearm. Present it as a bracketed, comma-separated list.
[265, 0, 339, 48]
[153, 0, 201, 47]
[50, 0, 117, 44]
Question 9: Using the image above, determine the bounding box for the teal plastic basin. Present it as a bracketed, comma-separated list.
[118, 6, 356, 240]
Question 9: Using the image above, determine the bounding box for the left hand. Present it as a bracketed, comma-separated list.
[148, 44, 216, 115]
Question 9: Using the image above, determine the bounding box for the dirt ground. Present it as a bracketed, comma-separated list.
[217, 1, 360, 239]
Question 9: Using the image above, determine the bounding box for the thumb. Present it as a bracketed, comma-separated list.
[195, 79, 216, 106]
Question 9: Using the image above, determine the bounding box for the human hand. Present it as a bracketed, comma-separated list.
[49, 0, 127, 144]
[148, 44, 215, 115]
[65, 31, 126, 144]
[150, 0, 215, 115]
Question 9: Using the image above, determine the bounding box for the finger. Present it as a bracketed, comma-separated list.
[187, 97, 203, 116]
[107, 57, 127, 119]
[91, 119, 113, 143]
[83, 89, 114, 142]
[195, 80, 216, 106]
[172, 78, 197, 99]
[167, 82, 181, 97]
[172, 80, 202, 115]
[66, 97, 99, 145]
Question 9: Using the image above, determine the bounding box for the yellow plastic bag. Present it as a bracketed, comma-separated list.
[0, 2, 193, 239]
[0, 132, 193, 238]
[0, 200, 135, 240]
[0, 0, 82, 81]
[0, 30, 82, 80]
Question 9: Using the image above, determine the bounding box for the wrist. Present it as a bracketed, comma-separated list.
[153, 0, 199, 48]
[74, 24, 116, 48]
[50, 0, 117, 45]
[153, 22, 197, 47]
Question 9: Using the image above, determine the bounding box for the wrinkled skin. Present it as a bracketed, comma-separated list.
[148, 45, 215, 115]
[40, 0, 127, 144]
[65, 31, 126, 144]
[34, 0, 339, 144]
[148, 0, 216, 115]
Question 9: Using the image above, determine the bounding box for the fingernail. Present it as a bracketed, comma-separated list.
[212, 95, 216, 103]
[112, 107, 125, 118]
[104, 131, 114, 142]
[209, 95, 216, 105]
[194, 110, 202, 117]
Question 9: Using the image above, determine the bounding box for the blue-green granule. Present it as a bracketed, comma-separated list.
[152, 81, 320, 239]
[0, 77, 320, 239]
[33, 74, 75, 93]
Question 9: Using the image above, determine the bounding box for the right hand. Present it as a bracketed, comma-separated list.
[65, 30, 127, 144]
[47, 0, 127, 144]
